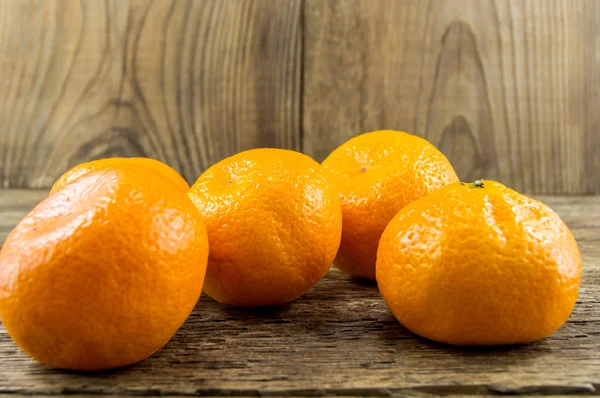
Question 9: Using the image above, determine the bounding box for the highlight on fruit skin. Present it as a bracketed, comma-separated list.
[188, 148, 342, 307]
[0, 164, 208, 371]
[376, 180, 582, 346]
[321, 130, 459, 280]
[50, 157, 189, 194]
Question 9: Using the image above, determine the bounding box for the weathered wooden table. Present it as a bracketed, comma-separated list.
[0, 190, 598, 396]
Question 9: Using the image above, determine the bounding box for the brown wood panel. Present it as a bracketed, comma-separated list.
[0, 189, 599, 395]
[303, 0, 600, 195]
[0, 0, 301, 188]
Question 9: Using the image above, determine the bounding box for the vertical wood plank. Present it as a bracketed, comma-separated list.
[0, 0, 302, 188]
[303, 0, 600, 195]
[0, 0, 129, 188]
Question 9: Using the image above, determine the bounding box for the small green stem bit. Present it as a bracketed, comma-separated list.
[460, 179, 485, 188]
[471, 179, 485, 188]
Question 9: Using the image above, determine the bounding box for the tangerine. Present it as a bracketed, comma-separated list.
[321, 130, 458, 279]
[376, 180, 581, 345]
[188, 148, 342, 307]
[0, 165, 208, 370]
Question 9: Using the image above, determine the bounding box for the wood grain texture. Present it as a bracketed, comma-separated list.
[0, 189, 599, 396]
[0, 0, 301, 188]
[303, 0, 600, 195]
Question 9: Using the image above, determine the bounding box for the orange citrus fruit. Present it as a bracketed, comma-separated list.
[188, 148, 342, 307]
[50, 157, 189, 194]
[321, 130, 458, 280]
[0, 165, 208, 370]
[376, 180, 581, 345]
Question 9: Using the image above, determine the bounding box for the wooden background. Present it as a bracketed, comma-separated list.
[0, 0, 598, 195]
[0, 2, 599, 394]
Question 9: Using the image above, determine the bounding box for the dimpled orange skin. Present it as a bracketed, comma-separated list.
[188, 148, 342, 307]
[376, 181, 582, 346]
[50, 157, 189, 194]
[321, 130, 458, 280]
[0, 165, 209, 370]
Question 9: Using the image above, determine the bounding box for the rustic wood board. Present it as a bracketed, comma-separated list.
[1, 0, 600, 195]
[0, 0, 301, 188]
[303, 0, 600, 195]
[0, 190, 598, 396]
